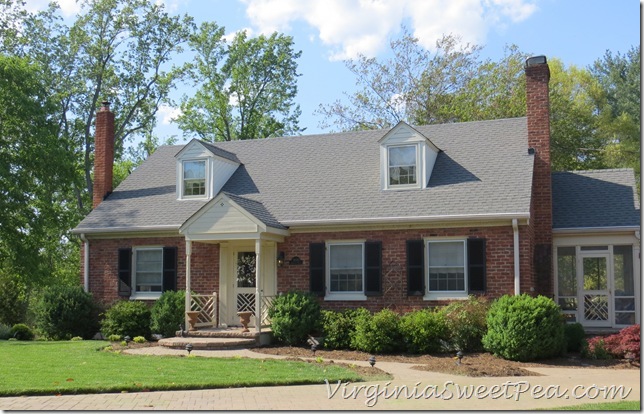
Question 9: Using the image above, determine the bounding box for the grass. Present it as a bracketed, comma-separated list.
[0, 340, 381, 396]
[546, 400, 640, 411]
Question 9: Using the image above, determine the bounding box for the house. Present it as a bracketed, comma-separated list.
[72, 56, 640, 332]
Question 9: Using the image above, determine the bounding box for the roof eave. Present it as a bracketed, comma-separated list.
[282, 212, 531, 227]
[71, 224, 181, 235]
[553, 226, 641, 235]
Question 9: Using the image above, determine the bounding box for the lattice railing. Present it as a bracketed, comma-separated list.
[191, 292, 218, 328]
[261, 295, 275, 326]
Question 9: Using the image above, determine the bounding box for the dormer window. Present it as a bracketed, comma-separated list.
[379, 122, 440, 191]
[388, 145, 418, 187]
[183, 160, 206, 197]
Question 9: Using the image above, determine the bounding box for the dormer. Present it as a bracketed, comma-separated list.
[379, 121, 440, 190]
[175, 139, 241, 200]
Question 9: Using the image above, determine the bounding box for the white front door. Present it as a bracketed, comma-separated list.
[235, 251, 257, 325]
[579, 252, 612, 327]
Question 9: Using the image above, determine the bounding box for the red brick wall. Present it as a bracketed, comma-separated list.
[275, 225, 520, 313]
[86, 237, 218, 307]
[93, 103, 115, 209]
[526, 58, 554, 296]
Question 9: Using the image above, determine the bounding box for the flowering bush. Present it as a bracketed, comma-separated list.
[586, 324, 640, 361]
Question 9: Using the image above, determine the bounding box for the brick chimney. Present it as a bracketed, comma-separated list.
[93, 101, 115, 209]
[525, 55, 552, 295]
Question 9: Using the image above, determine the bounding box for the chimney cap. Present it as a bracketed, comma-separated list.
[100, 101, 111, 111]
[525, 55, 547, 68]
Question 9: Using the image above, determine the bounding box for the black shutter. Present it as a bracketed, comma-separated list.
[406, 240, 425, 295]
[467, 238, 486, 293]
[309, 243, 325, 296]
[364, 241, 382, 296]
[163, 246, 178, 292]
[118, 248, 132, 297]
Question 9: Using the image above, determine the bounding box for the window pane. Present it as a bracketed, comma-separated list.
[557, 247, 576, 296]
[388, 146, 417, 186]
[558, 297, 577, 311]
[237, 252, 256, 288]
[183, 161, 206, 196]
[615, 312, 636, 325]
[613, 245, 634, 296]
[135, 249, 162, 292]
[329, 244, 363, 292]
[583, 257, 607, 290]
[428, 241, 465, 292]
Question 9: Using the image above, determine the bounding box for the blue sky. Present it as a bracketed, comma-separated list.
[30, 0, 641, 142]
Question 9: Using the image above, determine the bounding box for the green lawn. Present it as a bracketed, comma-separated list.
[546, 400, 640, 411]
[0, 340, 379, 396]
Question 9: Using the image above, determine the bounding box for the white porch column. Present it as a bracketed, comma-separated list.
[185, 239, 192, 331]
[512, 219, 520, 295]
[255, 238, 262, 333]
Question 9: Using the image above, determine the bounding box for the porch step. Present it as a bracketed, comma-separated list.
[158, 336, 258, 350]
[177, 327, 263, 339]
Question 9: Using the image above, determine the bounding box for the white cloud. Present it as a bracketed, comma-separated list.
[241, 0, 538, 60]
[157, 105, 182, 125]
[24, 0, 81, 17]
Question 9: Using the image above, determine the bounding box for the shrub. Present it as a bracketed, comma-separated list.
[0, 323, 12, 340]
[71, 336, 83, 341]
[399, 308, 448, 354]
[585, 325, 640, 361]
[10, 323, 35, 340]
[563, 323, 586, 353]
[32, 285, 100, 340]
[100, 300, 151, 339]
[150, 290, 185, 338]
[0, 271, 29, 326]
[268, 291, 321, 345]
[107, 334, 122, 342]
[321, 309, 358, 350]
[351, 308, 402, 354]
[133, 336, 147, 343]
[482, 294, 565, 361]
[441, 296, 489, 351]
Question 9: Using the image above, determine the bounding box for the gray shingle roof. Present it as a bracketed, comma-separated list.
[552, 169, 640, 229]
[74, 117, 536, 233]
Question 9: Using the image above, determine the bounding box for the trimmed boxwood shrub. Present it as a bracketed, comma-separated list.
[399, 308, 447, 354]
[268, 291, 321, 346]
[351, 308, 402, 354]
[10, 323, 35, 340]
[100, 300, 151, 339]
[482, 294, 565, 361]
[321, 308, 367, 350]
[441, 295, 489, 351]
[150, 290, 185, 338]
[32, 285, 100, 340]
[563, 322, 586, 353]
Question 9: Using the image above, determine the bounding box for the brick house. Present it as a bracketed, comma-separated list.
[72, 56, 640, 331]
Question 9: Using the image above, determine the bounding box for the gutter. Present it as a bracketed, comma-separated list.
[553, 226, 641, 235]
[282, 212, 531, 227]
[80, 233, 89, 292]
[512, 219, 520, 295]
[70, 225, 181, 235]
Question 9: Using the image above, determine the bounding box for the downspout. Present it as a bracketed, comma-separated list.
[512, 219, 520, 295]
[80, 233, 89, 292]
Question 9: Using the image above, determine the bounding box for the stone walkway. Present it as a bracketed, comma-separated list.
[0, 347, 639, 410]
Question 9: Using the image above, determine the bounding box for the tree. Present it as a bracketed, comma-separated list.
[591, 46, 640, 181]
[0, 55, 77, 290]
[176, 23, 303, 141]
[316, 29, 482, 131]
[3, 0, 193, 213]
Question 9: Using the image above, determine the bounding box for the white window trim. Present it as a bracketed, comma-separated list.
[385, 143, 421, 190]
[325, 240, 367, 301]
[179, 158, 209, 200]
[423, 238, 469, 301]
[130, 246, 164, 300]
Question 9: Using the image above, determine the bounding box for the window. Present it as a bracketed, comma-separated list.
[427, 240, 466, 292]
[329, 243, 364, 293]
[134, 248, 163, 293]
[117, 246, 177, 299]
[388, 145, 417, 186]
[407, 238, 484, 299]
[183, 160, 206, 196]
[309, 241, 382, 300]
[557, 246, 577, 322]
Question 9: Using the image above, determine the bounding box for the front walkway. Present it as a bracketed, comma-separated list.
[0, 347, 639, 410]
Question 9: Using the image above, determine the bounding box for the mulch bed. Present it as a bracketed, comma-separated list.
[252, 346, 639, 377]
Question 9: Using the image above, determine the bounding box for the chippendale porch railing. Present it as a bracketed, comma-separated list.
[260, 295, 275, 326]
[191, 292, 218, 328]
